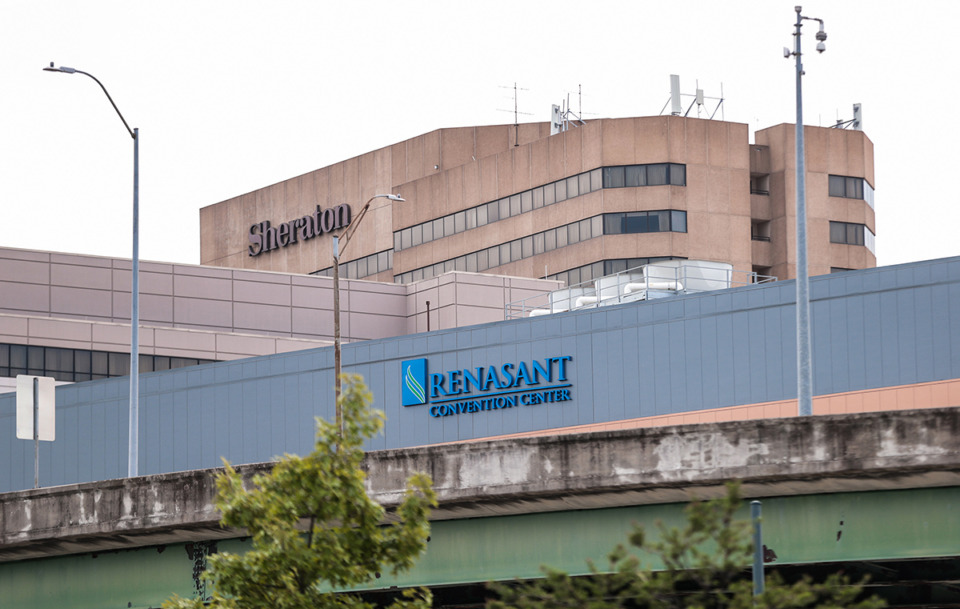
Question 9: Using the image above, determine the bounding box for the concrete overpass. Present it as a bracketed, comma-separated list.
[2, 408, 960, 608]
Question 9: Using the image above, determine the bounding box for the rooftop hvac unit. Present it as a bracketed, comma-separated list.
[645, 260, 733, 292]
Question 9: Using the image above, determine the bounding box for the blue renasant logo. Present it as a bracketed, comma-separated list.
[401, 358, 428, 406]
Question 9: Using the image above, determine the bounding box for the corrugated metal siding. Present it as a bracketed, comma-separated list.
[1, 257, 958, 492]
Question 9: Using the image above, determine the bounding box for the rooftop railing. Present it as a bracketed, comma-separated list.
[505, 260, 777, 319]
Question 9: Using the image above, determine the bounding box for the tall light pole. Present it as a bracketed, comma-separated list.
[785, 8, 827, 417]
[43, 63, 141, 475]
[333, 193, 404, 437]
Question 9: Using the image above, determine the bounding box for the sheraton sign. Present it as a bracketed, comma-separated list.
[248, 204, 352, 257]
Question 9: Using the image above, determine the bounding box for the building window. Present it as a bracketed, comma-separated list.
[751, 221, 771, 241]
[602, 210, 687, 234]
[750, 175, 770, 195]
[829, 221, 863, 245]
[829, 174, 874, 209]
[830, 267, 854, 273]
[830, 221, 876, 254]
[602, 163, 686, 189]
[0, 343, 216, 383]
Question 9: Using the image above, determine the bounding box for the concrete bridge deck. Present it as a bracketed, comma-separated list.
[2, 408, 960, 607]
[3, 407, 960, 562]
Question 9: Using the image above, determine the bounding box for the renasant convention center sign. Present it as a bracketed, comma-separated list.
[248, 203, 352, 256]
[401, 355, 573, 418]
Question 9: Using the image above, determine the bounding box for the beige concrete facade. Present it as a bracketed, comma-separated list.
[753, 124, 876, 279]
[200, 116, 875, 284]
[200, 122, 554, 278]
[0, 246, 559, 391]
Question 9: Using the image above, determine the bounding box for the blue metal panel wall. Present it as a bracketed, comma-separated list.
[1, 257, 959, 492]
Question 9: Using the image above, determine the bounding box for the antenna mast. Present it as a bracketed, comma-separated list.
[498, 82, 531, 146]
[551, 84, 587, 135]
[830, 103, 863, 130]
[659, 74, 725, 120]
[513, 82, 519, 146]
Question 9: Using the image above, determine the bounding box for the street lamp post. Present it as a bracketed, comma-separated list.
[785, 8, 827, 417]
[43, 63, 141, 475]
[332, 193, 404, 437]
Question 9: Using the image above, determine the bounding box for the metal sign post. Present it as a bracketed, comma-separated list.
[752, 500, 764, 596]
[16, 375, 56, 488]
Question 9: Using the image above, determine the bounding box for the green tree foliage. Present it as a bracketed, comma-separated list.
[489, 484, 884, 609]
[165, 374, 436, 609]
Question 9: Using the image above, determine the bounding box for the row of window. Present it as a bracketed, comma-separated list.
[601, 164, 686, 189]
[392, 163, 687, 252]
[331, 216, 865, 284]
[0, 343, 216, 383]
[546, 257, 682, 288]
[313, 249, 393, 280]
[829, 221, 876, 254]
[395, 215, 604, 284]
[394, 168, 603, 252]
[329, 170, 864, 283]
[828, 174, 875, 210]
[393, 210, 687, 284]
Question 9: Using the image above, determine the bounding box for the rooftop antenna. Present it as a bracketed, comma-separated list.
[571, 84, 593, 122]
[670, 74, 682, 115]
[551, 84, 588, 135]
[693, 80, 705, 118]
[831, 103, 863, 130]
[498, 82, 532, 146]
[659, 74, 725, 120]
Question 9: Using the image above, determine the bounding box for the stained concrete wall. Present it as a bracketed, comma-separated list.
[0, 256, 957, 493]
[2, 407, 960, 562]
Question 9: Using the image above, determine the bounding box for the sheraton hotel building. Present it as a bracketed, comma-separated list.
[200, 114, 875, 286]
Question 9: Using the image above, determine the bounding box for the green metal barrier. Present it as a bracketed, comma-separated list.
[3, 486, 959, 608]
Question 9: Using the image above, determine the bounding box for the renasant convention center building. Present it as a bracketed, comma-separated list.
[7, 107, 960, 609]
[3, 112, 944, 497]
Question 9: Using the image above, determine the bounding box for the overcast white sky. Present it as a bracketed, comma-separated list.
[2, 0, 957, 269]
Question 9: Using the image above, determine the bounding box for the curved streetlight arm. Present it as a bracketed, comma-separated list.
[332, 193, 404, 442]
[337, 193, 405, 258]
[43, 63, 135, 140]
[43, 61, 141, 477]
